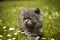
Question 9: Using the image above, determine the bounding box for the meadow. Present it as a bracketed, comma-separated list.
[0, 0, 60, 40]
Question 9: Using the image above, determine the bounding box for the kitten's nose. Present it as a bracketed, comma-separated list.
[24, 19, 32, 25]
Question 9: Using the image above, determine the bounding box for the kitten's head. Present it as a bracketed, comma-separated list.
[21, 8, 41, 26]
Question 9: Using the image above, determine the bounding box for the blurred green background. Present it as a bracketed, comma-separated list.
[0, 0, 60, 40]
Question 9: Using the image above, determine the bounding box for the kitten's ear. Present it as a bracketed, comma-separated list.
[34, 8, 40, 15]
[20, 7, 27, 11]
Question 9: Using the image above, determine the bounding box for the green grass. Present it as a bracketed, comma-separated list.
[0, 1, 60, 40]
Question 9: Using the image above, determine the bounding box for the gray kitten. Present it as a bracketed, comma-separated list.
[18, 8, 43, 40]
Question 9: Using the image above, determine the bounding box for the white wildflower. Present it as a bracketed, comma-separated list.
[9, 27, 15, 31]
[18, 30, 20, 33]
[42, 37, 46, 39]
[7, 34, 11, 37]
[0, 39, 2, 40]
[51, 38, 55, 40]
[3, 26, 6, 29]
[14, 32, 18, 35]
[7, 39, 11, 40]
[12, 37, 16, 40]
[49, 16, 52, 19]
[0, 35, 3, 37]
[36, 36, 40, 40]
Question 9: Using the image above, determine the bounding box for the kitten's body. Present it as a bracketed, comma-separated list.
[18, 8, 43, 40]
